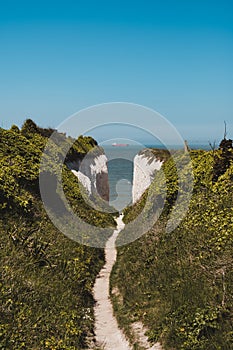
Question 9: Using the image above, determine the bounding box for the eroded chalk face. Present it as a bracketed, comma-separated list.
[133, 150, 163, 203]
[70, 148, 110, 203]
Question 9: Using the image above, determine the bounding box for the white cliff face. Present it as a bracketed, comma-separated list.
[89, 154, 109, 201]
[71, 170, 92, 194]
[90, 155, 108, 174]
[70, 152, 109, 202]
[70, 148, 162, 206]
[132, 152, 163, 203]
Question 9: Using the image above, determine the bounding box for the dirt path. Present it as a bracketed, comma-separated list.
[93, 214, 131, 350]
[131, 321, 163, 350]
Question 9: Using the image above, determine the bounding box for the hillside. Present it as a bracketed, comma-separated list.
[0, 120, 116, 350]
[111, 143, 233, 349]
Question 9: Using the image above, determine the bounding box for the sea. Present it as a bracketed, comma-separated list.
[102, 143, 210, 211]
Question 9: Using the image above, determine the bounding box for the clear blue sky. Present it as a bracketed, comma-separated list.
[0, 0, 233, 143]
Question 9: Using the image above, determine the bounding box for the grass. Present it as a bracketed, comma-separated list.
[0, 122, 116, 349]
[110, 148, 233, 350]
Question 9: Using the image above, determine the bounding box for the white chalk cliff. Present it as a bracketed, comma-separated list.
[68, 147, 164, 207]
[68, 149, 109, 202]
[132, 150, 163, 203]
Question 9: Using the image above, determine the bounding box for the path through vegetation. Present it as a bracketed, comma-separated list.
[93, 214, 131, 349]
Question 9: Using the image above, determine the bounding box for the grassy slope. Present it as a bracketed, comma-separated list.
[0, 121, 116, 350]
[111, 148, 233, 350]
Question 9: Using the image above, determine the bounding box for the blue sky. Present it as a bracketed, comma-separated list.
[0, 0, 233, 143]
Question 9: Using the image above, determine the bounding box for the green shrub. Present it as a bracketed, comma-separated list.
[111, 148, 233, 349]
[0, 122, 115, 349]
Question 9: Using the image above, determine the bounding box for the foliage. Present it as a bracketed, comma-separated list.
[111, 147, 233, 349]
[213, 138, 233, 182]
[0, 121, 115, 349]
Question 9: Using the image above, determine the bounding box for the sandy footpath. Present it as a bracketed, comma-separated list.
[93, 214, 162, 350]
[93, 214, 131, 350]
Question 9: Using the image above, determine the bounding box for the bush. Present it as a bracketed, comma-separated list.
[0, 122, 115, 349]
[111, 148, 233, 349]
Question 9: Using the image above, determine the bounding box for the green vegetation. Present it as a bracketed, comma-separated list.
[145, 148, 171, 162]
[111, 143, 233, 349]
[0, 120, 115, 349]
[2, 119, 232, 349]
